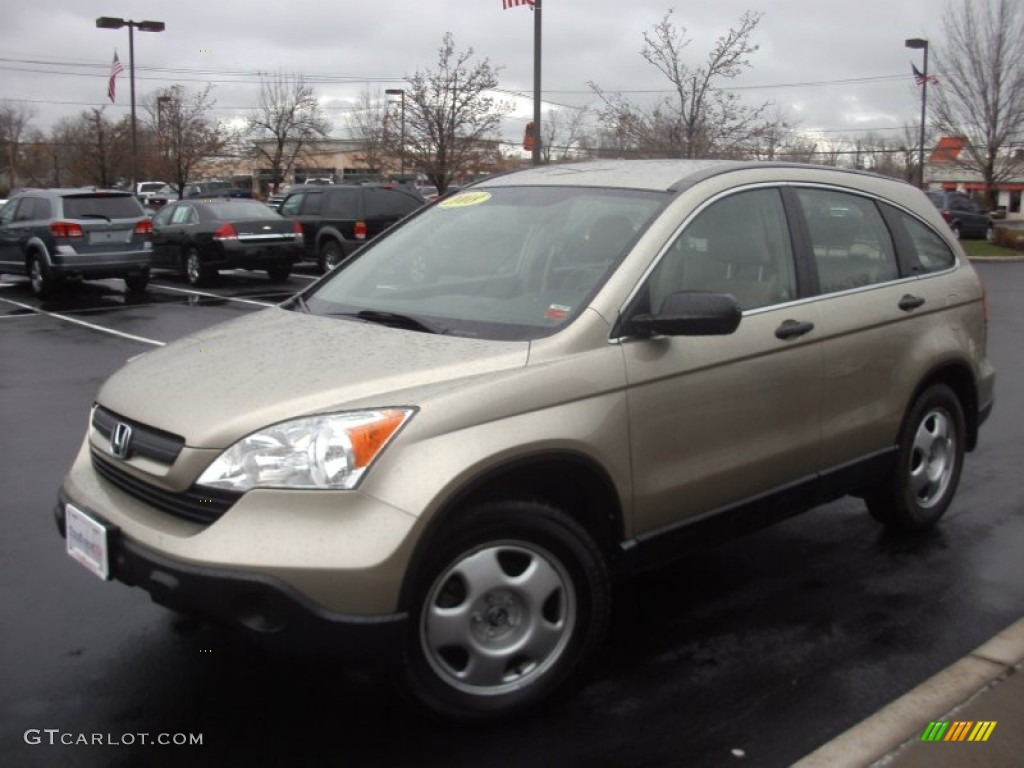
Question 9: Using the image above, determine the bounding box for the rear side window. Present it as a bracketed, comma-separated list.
[63, 195, 143, 220]
[15, 197, 50, 221]
[795, 189, 898, 294]
[324, 188, 361, 217]
[364, 188, 421, 217]
[300, 191, 324, 215]
[900, 214, 957, 273]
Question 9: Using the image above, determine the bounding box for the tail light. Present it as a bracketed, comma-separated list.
[292, 221, 304, 240]
[135, 219, 153, 235]
[213, 223, 238, 241]
[354, 220, 367, 240]
[940, 209, 953, 223]
[50, 221, 84, 238]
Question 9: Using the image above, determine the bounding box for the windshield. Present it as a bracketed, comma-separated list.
[300, 185, 667, 340]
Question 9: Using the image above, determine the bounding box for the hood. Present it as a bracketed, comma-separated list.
[97, 307, 529, 448]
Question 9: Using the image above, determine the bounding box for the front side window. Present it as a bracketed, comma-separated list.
[279, 193, 305, 216]
[646, 188, 797, 313]
[796, 188, 898, 294]
[299, 186, 667, 340]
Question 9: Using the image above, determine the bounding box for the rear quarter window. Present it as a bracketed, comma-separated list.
[899, 213, 957, 273]
[364, 188, 422, 217]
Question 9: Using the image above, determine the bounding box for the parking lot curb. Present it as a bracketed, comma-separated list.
[792, 617, 1024, 768]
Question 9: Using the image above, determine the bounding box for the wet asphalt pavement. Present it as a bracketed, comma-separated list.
[1, 262, 1022, 767]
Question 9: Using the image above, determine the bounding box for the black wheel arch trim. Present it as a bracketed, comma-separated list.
[396, 449, 625, 613]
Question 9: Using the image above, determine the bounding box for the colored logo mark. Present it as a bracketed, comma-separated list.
[921, 720, 997, 742]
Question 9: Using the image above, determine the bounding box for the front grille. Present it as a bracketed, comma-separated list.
[92, 405, 185, 464]
[91, 450, 240, 524]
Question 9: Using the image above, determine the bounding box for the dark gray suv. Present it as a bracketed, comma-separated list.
[925, 190, 994, 241]
[0, 188, 153, 297]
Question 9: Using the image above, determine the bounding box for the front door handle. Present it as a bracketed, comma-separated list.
[899, 294, 926, 311]
[775, 319, 815, 340]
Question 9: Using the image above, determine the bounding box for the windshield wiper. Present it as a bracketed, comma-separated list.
[332, 309, 447, 335]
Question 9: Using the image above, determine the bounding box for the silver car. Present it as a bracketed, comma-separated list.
[56, 160, 995, 721]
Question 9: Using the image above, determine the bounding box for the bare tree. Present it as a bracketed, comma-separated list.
[52, 108, 131, 188]
[0, 100, 37, 191]
[247, 72, 331, 192]
[589, 10, 769, 159]
[396, 33, 511, 191]
[541, 106, 592, 163]
[143, 85, 230, 197]
[344, 88, 391, 176]
[931, 0, 1024, 207]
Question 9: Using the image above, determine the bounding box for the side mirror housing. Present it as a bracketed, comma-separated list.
[627, 291, 742, 337]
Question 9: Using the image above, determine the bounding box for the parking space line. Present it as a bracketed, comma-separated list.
[0, 298, 165, 346]
[148, 283, 278, 307]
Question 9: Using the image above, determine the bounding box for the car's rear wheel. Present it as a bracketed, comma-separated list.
[124, 270, 149, 294]
[318, 240, 344, 273]
[184, 248, 213, 286]
[266, 265, 292, 282]
[28, 253, 58, 298]
[866, 384, 966, 532]
[400, 501, 610, 723]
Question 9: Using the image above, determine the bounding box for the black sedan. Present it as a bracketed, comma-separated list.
[151, 199, 303, 285]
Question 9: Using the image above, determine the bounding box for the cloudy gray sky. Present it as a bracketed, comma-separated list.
[0, 0, 945, 145]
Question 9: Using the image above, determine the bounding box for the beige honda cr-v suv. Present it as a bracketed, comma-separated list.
[57, 160, 995, 722]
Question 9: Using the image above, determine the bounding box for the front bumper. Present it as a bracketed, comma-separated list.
[54, 491, 407, 658]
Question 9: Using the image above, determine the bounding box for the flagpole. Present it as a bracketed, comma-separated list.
[532, 0, 542, 166]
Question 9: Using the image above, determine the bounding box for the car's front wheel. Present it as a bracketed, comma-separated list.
[400, 501, 610, 723]
[866, 383, 966, 532]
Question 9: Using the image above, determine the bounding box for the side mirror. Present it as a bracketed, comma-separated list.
[627, 291, 742, 337]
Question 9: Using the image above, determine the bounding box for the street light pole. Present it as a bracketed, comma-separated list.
[905, 37, 929, 189]
[385, 89, 406, 176]
[96, 16, 165, 195]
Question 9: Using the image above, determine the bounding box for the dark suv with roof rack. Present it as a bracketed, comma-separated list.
[277, 183, 425, 272]
[0, 188, 152, 297]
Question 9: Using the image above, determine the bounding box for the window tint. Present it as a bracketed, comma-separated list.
[279, 193, 305, 216]
[152, 206, 174, 227]
[171, 205, 196, 225]
[364, 188, 421, 217]
[15, 197, 48, 221]
[901, 213, 956, 273]
[62, 194, 143, 219]
[205, 201, 278, 220]
[324, 188, 360, 216]
[648, 188, 797, 312]
[300, 191, 324, 215]
[796, 189, 898, 294]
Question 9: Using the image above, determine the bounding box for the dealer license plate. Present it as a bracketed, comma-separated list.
[88, 230, 132, 245]
[65, 503, 110, 580]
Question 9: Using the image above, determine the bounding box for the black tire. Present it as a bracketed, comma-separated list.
[28, 253, 58, 298]
[184, 248, 213, 286]
[866, 383, 966, 532]
[123, 270, 149, 294]
[318, 240, 344, 273]
[399, 501, 610, 723]
[266, 265, 293, 282]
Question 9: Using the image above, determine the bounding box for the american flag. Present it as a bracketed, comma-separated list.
[502, 0, 534, 8]
[912, 63, 938, 86]
[108, 51, 124, 102]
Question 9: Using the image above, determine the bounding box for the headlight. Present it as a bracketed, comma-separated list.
[197, 408, 414, 491]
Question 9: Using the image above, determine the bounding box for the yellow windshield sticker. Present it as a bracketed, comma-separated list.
[438, 191, 492, 209]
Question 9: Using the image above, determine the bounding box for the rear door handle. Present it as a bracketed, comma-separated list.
[775, 319, 815, 340]
[899, 294, 926, 311]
